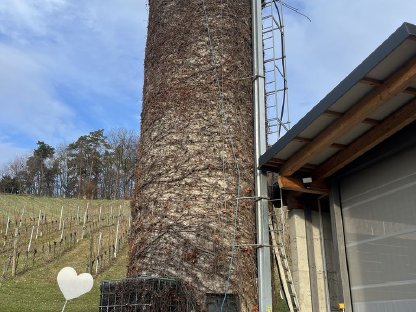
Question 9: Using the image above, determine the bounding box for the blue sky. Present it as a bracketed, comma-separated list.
[0, 0, 415, 168]
[0, 0, 147, 167]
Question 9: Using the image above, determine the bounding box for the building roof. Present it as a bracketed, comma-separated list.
[259, 22, 416, 190]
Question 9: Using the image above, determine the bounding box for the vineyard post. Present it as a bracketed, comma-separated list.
[59, 206, 63, 231]
[19, 208, 24, 228]
[35, 210, 41, 239]
[88, 229, 93, 274]
[11, 228, 19, 277]
[27, 225, 34, 253]
[5, 215, 10, 236]
[60, 220, 65, 241]
[99, 206, 102, 224]
[114, 215, 120, 258]
[95, 232, 102, 274]
[25, 225, 35, 271]
[81, 204, 88, 239]
[3, 216, 10, 247]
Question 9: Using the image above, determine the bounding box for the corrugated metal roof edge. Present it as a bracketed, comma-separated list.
[259, 22, 416, 169]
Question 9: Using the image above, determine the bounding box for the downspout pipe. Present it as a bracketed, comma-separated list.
[252, 0, 273, 311]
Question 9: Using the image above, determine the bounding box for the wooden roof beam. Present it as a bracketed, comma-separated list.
[277, 176, 328, 195]
[279, 57, 416, 176]
[324, 110, 380, 125]
[361, 77, 416, 96]
[295, 136, 347, 149]
[265, 157, 317, 171]
[313, 97, 416, 180]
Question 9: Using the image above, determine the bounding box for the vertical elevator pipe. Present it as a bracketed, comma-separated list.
[252, 0, 273, 311]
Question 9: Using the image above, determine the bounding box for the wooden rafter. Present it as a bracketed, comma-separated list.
[265, 157, 317, 171]
[361, 77, 416, 96]
[313, 98, 416, 180]
[324, 110, 380, 125]
[279, 57, 416, 176]
[294, 136, 347, 149]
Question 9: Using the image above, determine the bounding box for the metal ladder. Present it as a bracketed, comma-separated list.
[269, 207, 300, 312]
[262, 0, 290, 145]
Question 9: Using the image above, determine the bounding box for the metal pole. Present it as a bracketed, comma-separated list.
[252, 0, 273, 311]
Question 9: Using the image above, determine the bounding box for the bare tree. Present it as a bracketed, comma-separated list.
[128, 1, 257, 311]
[8, 155, 28, 194]
[107, 129, 138, 199]
[1, 129, 137, 199]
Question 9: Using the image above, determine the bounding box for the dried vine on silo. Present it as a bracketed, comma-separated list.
[128, 1, 258, 311]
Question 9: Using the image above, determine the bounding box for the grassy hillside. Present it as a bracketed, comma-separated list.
[0, 195, 130, 311]
[0, 195, 291, 312]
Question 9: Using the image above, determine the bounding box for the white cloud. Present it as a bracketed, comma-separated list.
[0, 141, 30, 170]
[0, 44, 76, 141]
[0, 0, 147, 165]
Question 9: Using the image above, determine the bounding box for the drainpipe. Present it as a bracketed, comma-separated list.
[252, 0, 273, 311]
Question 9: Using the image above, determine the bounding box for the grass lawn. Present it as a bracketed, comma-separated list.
[0, 195, 128, 312]
[0, 230, 128, 312]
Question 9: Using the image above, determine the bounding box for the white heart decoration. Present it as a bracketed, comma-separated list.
[57, 267, 94, 300]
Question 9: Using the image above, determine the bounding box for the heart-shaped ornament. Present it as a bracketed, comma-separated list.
[57, 267, 94, 300]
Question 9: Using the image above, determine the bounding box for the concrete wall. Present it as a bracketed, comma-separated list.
[288, 207, 333, 312]
[288, 209, 312, 311]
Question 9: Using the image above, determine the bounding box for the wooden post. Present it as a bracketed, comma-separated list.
[35, 210, 41, 239]
[59, 206, 63, 231]
[5, 216, 10, 236]
[60, 220, 65, 241]
[11, 228, 19, 277]
[114, 216, 120, 258]
[27, 225, 34, 253]
[81, 205, 88, 240]
[76, 205, 80, 223]
[24, 225, 35, 271]
[88, 229, 93, 274]
[19, 208, 24, 228]
[95, 232, 102, 274]
[98, 206, 102, 224]
[3, 216, 10, 247]
[110, 206, 113, 225]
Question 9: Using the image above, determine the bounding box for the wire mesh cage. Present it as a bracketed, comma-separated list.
[99, 276, 195, 312]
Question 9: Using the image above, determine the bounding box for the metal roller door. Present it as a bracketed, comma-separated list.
[339, 145, 416, 312]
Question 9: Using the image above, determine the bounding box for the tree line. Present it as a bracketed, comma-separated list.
[0, 129, 138, 199]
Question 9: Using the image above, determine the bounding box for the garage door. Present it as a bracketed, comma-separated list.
[340, 145, 416, 312]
